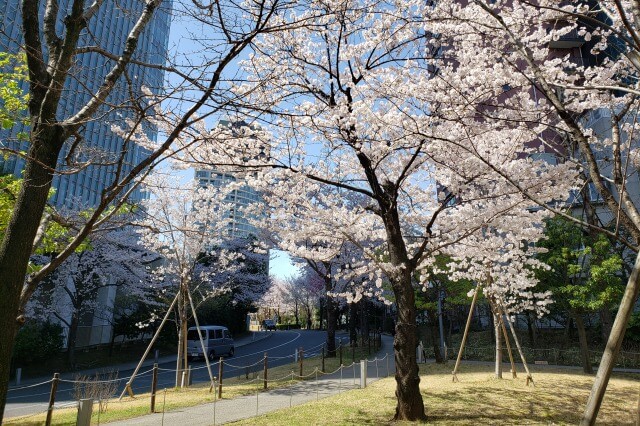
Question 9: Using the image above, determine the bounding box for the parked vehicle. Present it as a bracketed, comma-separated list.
[186, 325, 234, 361]
[262, 319, 276, 331]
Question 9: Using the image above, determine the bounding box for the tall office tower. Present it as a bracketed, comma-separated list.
[196, 120, 268, 240]
[0, 0, 172, 208]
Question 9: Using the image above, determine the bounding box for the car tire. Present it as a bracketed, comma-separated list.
[228, 347, 234, 357]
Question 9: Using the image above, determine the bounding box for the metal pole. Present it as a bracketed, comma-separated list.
[119, 291, 180, 399]
[218, 357, 224, 398]
[45, 373, 59, 426]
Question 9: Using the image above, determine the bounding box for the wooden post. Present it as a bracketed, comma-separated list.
[498, 308, 516, 379]
[263, 352, 268, 390]
[150, 363, 158, 413]
[45, 373, 59, 426]
[505, 313, 534, 386]
[299, 347, 304, 377]
[218, 357, 224, 398]
[322, 345, 325, 372]
[452, 285, 480, 381]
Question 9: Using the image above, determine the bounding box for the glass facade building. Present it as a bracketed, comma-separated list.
[0, 0, 172, 208]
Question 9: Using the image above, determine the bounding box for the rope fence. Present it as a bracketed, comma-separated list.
[4, 339, 389, 426]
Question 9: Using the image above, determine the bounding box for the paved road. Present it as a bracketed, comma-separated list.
[4, 330, 328, 419]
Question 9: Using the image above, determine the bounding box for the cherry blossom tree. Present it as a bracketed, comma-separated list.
[28, 228, 155, 367]
[179, 1, 577, 419]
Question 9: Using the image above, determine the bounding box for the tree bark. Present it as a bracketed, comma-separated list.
[0, 130, 64, 419]
[582, 252, 640, 425]
[573, 312, 593, 374]
[494, 310, 503, 379]
[392, 270, 426, 421]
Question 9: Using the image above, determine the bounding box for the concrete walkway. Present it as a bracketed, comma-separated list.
[107, 336, 395, 425]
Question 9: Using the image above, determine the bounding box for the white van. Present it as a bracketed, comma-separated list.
[186, 325, 235, 361]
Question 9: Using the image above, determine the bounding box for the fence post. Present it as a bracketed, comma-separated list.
[45, 372, 59, 426]
[322, 345, 325, 372]
[339, 341, 343, 366]
[386, 353, 390, 377]
[263, 352, 268, 390]
[218, 357, 224, 399]
[150, 363, 158, 413]
[76, 398, 93, 426]
[181, 371, 187, 388]
[299, 347, 304, 377]
[187, 365, 192, 386]
[360, 360, 367, 388]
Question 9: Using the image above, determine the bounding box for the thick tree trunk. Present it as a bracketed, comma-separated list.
[573, 312, 593, 374]
[0, 131, 64, 419]
[392, 270, 426, 421]
[582, 252, 640, 425]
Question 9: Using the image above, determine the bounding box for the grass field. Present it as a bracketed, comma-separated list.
[232, 363, 639, 425]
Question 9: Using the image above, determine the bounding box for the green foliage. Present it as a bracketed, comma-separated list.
[0, 52, 29, 133]
[625, 311, 640, 344]
[536, 216, 624, 314]
[11, 321, 64, 366]
[195, 294, 251, 335]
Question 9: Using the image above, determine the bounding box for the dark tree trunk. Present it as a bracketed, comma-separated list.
[391, 270, 426, 421]
[0, 129, 64, 419]
[574, 312, 593, 374]
[325, 292, 337, 357]
[349, 302, 357, 346]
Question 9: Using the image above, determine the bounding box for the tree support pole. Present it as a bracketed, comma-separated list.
[186, 287, 215, 390]
[495, 303, 516, 379]
[504, 309, 533, 386]
[452, 284, 480, 382]
[582, 252, 640, 425]
[119, 291, 180, 400]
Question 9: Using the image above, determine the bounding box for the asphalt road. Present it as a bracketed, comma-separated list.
[4, 330, 329, 419]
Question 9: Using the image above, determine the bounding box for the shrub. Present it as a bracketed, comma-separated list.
[12, 321, 64, 366]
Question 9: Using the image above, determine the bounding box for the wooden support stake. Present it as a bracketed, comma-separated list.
[505, 312, 534, 386]
[150, 363, 158, 413]
[263, 352, 268, 390]
[218, 357, 224, 398]
[45, 373, 59, 426]
[452, 285, 480, 382]
[499, 311, 517, 379]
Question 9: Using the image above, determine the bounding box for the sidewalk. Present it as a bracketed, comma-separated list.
[107, 335, 395, 426]
[7, 331, 273, 389]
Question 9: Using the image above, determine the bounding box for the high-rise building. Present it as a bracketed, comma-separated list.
[196, 120, 267, 239]
[0, 0, 172, 208]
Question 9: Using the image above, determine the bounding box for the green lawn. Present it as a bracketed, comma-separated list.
[231, 363, 639, 425]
